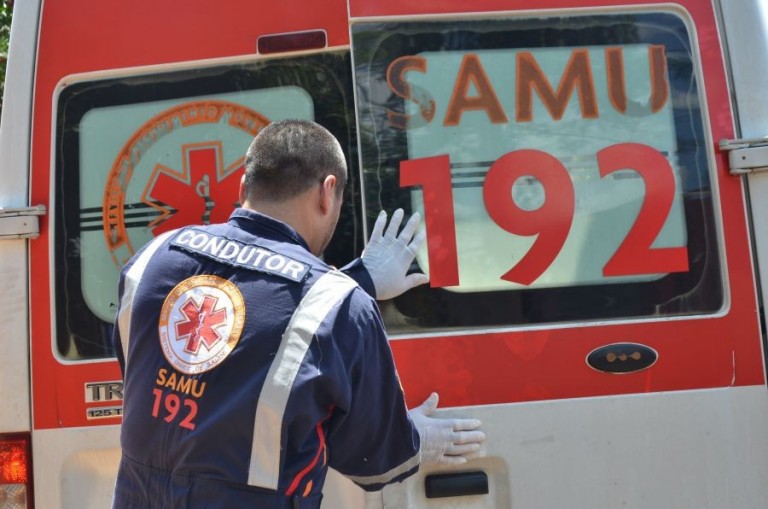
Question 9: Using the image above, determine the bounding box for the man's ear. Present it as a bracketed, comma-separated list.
[238, 175, 248, 206]
[319, 175, 337, 214]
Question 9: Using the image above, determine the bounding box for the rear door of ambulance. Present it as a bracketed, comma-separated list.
[26, 1, 367, 507]
[349, 0, 768, 507]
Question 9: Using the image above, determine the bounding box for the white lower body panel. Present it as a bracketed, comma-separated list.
[32, 385, 768, 508]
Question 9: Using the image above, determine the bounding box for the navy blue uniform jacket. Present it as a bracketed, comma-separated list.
[112, 208, 420, 509]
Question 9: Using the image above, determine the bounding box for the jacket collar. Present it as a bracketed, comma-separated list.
[227, 208, 311, 252]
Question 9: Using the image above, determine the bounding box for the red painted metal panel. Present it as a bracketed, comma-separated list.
[30, 0, 350, 429]
[29, 0, 764, 430]
[349, 0, 766, 408]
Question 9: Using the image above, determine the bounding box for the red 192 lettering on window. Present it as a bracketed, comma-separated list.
[483, 150, 575, 285]
[399, 143, 687, 289]
[598, 143, 689, 276]
[400, 155, 460, 287]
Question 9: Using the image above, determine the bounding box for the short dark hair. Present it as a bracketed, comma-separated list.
[243, 119, 347, 202]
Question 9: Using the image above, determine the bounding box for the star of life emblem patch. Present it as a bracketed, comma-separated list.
[159, 275, 245, 374]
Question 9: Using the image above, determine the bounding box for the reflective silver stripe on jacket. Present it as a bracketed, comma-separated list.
[248, 270, 357, 489]
[343, 451, 420, 488]
[117, 230, 176, 372]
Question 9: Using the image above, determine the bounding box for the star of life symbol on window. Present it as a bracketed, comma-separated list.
[159, 274, 245, 374]
[102, 100, 270, 268]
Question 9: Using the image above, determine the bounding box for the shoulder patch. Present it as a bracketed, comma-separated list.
[171, 228, 310, 282]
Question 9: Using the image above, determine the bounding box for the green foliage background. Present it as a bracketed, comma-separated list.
[0, 0, 13, 116]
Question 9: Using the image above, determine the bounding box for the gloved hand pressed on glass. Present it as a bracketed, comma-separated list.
[361, 209, 429, 301]
[408, 393, 486, 466]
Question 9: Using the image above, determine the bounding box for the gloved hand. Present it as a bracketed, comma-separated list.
[361, 209, 429, 301]
[408, 393, 486, 466]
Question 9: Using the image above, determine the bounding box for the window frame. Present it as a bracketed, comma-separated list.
[351, 10, 724, 335]
[53, 51, 361, 360]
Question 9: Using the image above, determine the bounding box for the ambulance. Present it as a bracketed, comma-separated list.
[2, 0, 768, 507]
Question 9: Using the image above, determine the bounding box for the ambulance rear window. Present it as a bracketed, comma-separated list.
[351, 9, 722, 333]
[54, 52, 360, 359]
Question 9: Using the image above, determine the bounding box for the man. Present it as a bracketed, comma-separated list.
[112, 120, 484, 508]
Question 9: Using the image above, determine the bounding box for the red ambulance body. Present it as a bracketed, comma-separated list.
[2, 0, 768, 507]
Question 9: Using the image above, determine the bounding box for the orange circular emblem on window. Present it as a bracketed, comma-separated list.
[101, 100, 270, 268]
[158, 274, 245, 375]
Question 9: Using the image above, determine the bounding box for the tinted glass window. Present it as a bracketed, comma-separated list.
[351, 11, 721, 333]
[55, 52, 360, 359]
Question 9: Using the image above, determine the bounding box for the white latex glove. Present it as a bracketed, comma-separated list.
[408, 393, 486, 466]
[361, 209, 429, 300]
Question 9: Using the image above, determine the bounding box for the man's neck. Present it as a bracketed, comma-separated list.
[242, 194, 320, 255]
